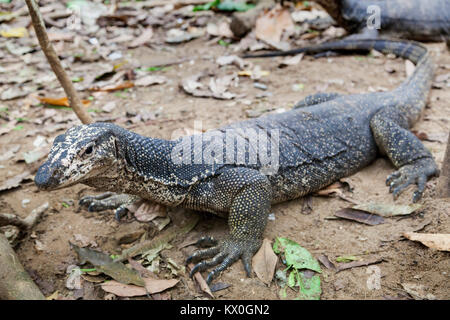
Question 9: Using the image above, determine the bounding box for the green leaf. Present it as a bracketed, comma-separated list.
[273, 237, 322, 273]
[193, 0, 220, 11]
[288, 270, 297, 288]
[87, 108, 102, 113]
[44, 105, 72, 110]
[217, 1, 255, 12]
[218, 39, 230, 47]
[66, 0, 85, 10]
[279, 286, 287, 299]
[193, 0, 254, 12]
[296, 271, 321, 300]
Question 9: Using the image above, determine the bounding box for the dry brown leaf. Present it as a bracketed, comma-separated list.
[279, 54, 304, 68]
[128, 258, 156, 279]
[216, 55, 248, 70]
[317, 254, 337, 270]
[255, 4, 295, 44]
[133, 201, 166, 222]
[90, 81, 134, 92]
[143, 278, 179, 294]
[181, 73, 236, 100]
[401, 283, 436, 300]
[335, 208, 385, 226]
[252, 238, 278, 285]
[403, 233, 450, 251]
[101, 280, 147, 297]
[188, 263, 214, 299]
[36, 96, 91, 107]
[315, 182, 344, 196]
[206, 20, 233, 38]
[0, 171, 31, 193]
[128, 28, 153, 48]
[47, 32, 75, 42]
[0, 145, 20, 161]
[134, 75, 167, 87]
[180, 73, 212, 98]
[208, 75, 237, 100]
[315, 182, 359, 204]
[353, 203, 422, 217]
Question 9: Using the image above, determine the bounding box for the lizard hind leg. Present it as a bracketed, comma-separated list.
[370, 107, 439, 202]
[79, 192, 140, 220]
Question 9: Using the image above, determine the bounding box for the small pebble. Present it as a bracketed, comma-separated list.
[21, 199, 30, 208]
[253, 82, 267, 90]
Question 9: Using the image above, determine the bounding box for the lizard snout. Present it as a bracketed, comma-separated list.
[34, 162, 64, 191]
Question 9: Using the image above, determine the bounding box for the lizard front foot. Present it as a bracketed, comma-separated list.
[79, 192, 140, 220]
[386, 158, 439, 202]
[186, 236, 262, 284]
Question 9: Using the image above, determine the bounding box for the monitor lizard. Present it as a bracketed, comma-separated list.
[35, 39, 438, 284]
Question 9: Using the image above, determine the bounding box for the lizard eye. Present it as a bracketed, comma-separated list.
[85, 145, 93, 155]
[81, 145, 94, 157]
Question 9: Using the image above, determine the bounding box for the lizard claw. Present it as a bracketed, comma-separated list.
[187, 236, 261, 284]
[386, 158, 438, 202]
[79, 193, 140, 219]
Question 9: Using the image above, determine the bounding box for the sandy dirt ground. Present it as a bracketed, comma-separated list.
[0, 12, 449, 300]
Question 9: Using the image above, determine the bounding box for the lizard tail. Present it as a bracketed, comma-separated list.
[243, 38, 428, 64]
[244, 38, 434, 108]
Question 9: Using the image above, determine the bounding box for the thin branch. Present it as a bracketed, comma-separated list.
[24, 0, 93, 125]
[0, 202, 49, 229]
[437, 131, 450, 198]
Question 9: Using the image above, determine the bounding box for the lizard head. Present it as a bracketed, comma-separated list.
[35, 123, 121, 191]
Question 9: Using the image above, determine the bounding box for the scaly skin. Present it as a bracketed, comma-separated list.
[35, 39, 438, 284]
[314, 0, 450, 42]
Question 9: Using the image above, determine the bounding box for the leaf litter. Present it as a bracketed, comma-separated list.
[252, 238, 278, 285]
[273, 237, 322, 300]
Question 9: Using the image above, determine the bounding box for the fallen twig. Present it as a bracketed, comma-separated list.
[336, 257, 384, 272]
[0, 202, 49, 229]
[0, 233, 45, 300]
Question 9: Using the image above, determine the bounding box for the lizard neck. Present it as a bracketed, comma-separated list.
[83, 128, 188, 205]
